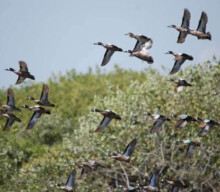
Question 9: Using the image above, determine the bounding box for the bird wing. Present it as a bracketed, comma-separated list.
[175, 119, 187, 129]
[26, 112, 42, 130]
[197, 11, 208, 33]
[181, 9, 191, 28]
[3, 118, 15, 131]
[177, 32, 187, 43]
[80, 165, 92, 176]
[66, 170, 76, 188]
[19, 61, 29, 72]
[132, 40, 144, 52]
[185, 144, 195, 157]
[95, 117, 112, 132]
[170, 59, 185, 75]
[101, 50, 115, 66]
[198, 125, 210, 136]
[149, 171, 159, 187]
[123, 138, 137, 157]
[7, 89, 15, 106]
[151, 118, 165, 132]
[16, 76, 26, 85]
[40, 84, 49, 101]
[140, 40, 153, 55]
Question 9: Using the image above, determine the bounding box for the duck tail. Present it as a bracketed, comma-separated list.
[45, 109, 51, 114]
[29, 75, 35, 80]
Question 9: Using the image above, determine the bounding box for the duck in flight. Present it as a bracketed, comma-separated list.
[22, 105, 51, 130]
[177, 139, 200, 158]
[165, 51, 193, 74]
[124, 40, 154, 64]
[172, 114, 197, 129]
[146, 113, 171, 133]
[0, 110, 21, 131]
[168, 8, 191, 43]
[169, 78, 192, 93]
[1, 88, 21, 112]
[144, 170, 160, 191]
[125, 32, 152, 52]
[27, 84, 55, 107]
[188, 11, 211, 40]
[92, 108, 121, 132]
[198, 118, 220, 137]
[93, 42, 123, 66]
[109, 138, 137, 163]
[5, 61, 35, 85]
[59, 170, 76, 192]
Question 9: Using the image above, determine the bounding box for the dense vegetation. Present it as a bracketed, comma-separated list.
[0, 60, 220, 192]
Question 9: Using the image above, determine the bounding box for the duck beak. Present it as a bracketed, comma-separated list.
[165, 52, 169, 54]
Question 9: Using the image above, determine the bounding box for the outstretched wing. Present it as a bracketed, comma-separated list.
[123, 138, 137, 157]
[40, 84, 49, 101]
[95, 117, 112, 132]
[197, 11, 208, 33]
[151, 118, 165, 132]
[16, 76, 26, 85]
[7, 89, 15, 106]
[149, 171, 159, 187]
[170, 59, 185, 75]
[177, 32, 187, 43]
[26, 112, 42, 130]
[3, 118, 15, 131]
[132, 40, 144, 52]
[19, 61, 29, 72]
[185, 144, 195, 157]
[181, 9, 191, 28]
[66, 170, 76, 188]
[140, 40, 153, 55]
[101, 50, 115, 66]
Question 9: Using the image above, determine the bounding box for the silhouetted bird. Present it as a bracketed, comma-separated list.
[168, 9, 191, 43]
[92, 108, 121, 132]
[165, 51, 193, 74]
[27, 84, 55, 107]
[5, 61, 35, 85]
[93, 42, 123, 66]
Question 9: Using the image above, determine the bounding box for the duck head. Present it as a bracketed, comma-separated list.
[167, 25, 176, 28]
[93, 42, 102, 45]
[165, 51, 174, 55]
[5, 68, 15, 71]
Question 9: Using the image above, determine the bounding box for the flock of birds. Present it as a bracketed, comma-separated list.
[0, 8, 219, 192]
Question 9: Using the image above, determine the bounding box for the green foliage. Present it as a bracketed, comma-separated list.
[0, 62, 220, 191]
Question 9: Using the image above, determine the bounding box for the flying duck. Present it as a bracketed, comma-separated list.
[1, 88, 21, 112]
[77, 160, 104, 176]
[144, 170, 160, 191]
[124, 40, 154, 64]
[59, 170, 76, 192]
[109, 138, 137, 163]
[5, 61, 35, 85]
[169, 78, 192, 92]
[165, 51, 193, 74]
[146, 113, 171, 133]
[92, 108, 121, 132]
[188, 11, 211, 40]
[93, 42, 123, 66]
[172, 114, 197, 129]
[125, 32, 152, 52]
[198, 119, 220, 137]
[177, 139, 200, 158]
[27, 84, 55, 107]
[168, 8, 191, 43]
[0, 110, 21, 131]
[22, 105, 51, 130]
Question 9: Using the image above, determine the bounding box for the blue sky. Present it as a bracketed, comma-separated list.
[0, 0, 219, 88]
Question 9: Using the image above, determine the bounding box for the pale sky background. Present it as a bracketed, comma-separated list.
[0, 0, 219, 88]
